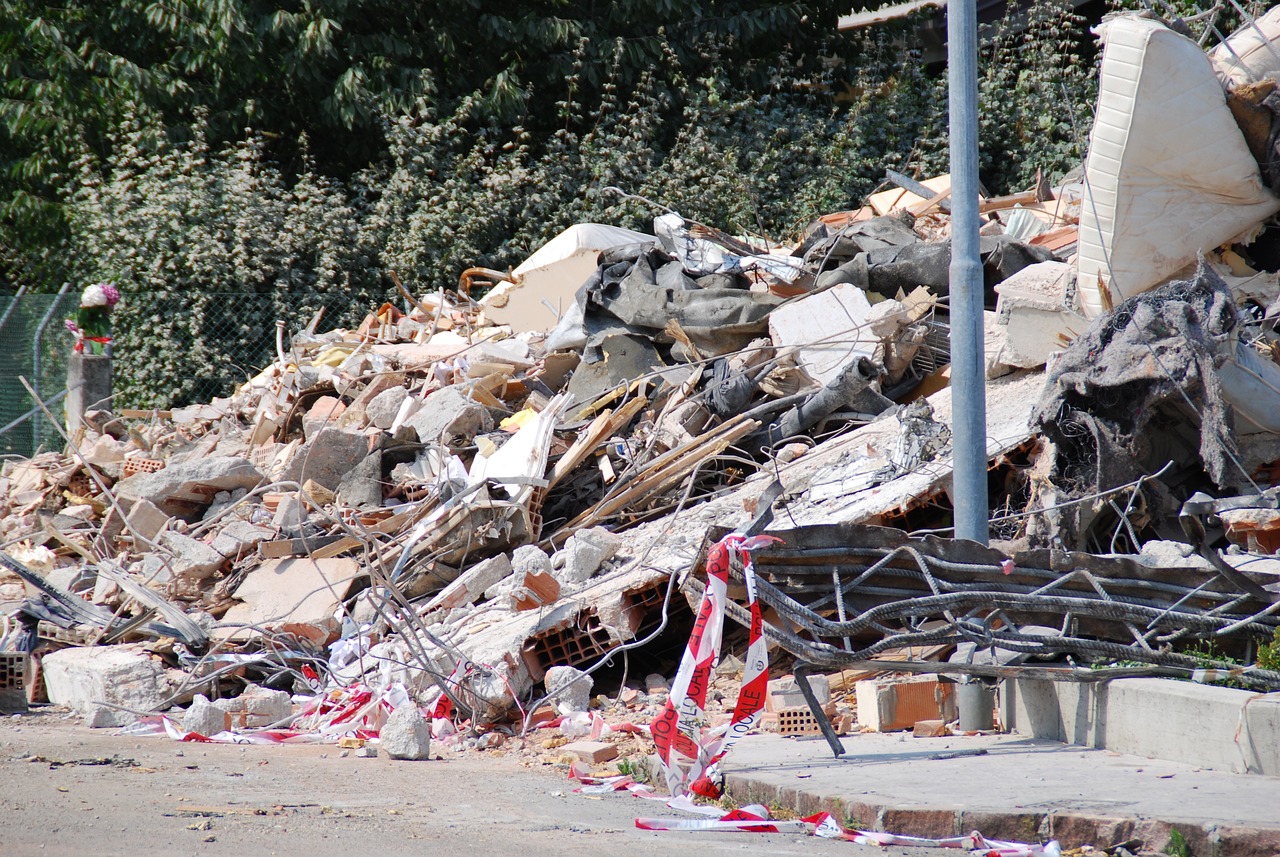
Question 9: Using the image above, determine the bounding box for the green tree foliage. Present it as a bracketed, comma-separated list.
[1, 0, 850, 293]
[25, 0, 1106, 408]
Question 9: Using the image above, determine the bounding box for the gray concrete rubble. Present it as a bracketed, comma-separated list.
[380, 705, 432, 760]
[8, 19, 1280, 846]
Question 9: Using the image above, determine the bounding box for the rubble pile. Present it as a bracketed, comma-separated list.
[3, 11, 1280, 806]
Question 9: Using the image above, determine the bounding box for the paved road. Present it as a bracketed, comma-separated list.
[0, 712, 941, 857]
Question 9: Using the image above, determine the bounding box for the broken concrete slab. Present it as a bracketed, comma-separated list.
[220, 557, 364, 641]
[159, 530, 227, 582]
[41, 645, 174, 727]
[115, 457, 263, 519]
[209, 521, 275, 562]
[424, 553, 512, 614]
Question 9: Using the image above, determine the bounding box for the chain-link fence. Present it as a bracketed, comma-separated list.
[0, 291, 378, 458]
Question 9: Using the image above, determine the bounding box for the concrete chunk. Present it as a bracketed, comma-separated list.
[404, 386, 492, 446]
[159, 530, 227, 581]
[115, 456, 263, 518]
[562, 740, 618, 764]
[183, 694, 231, 736]
[365, 386, 410, 430]
[381, 705, 432, 760]
[545, 665, 593, 714]
[209, 521, 275, 561]
[212, 683, 292, 728]
[124, 498, 171, 543]
[551, 527, 621, 584]
[41, 645, 173, 727]
[768, 283, 877, 386]
[281, 428, 369, 492]
[425, 554, 512, 613]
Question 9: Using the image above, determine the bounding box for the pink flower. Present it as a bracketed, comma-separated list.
[101, 283, 121, 308]
[64, 319, 81, 335]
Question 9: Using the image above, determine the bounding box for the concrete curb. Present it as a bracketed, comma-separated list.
[723, 771, 1280, 857]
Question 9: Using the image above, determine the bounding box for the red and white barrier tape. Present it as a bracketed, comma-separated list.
[650, 532, 780, 799]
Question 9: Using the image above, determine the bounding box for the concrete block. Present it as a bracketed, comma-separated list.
[993, 260, 1078, 368]
[562, 740, 618, 764]
[123, 498, 170, 544]
[41, 645, 172, 727]
[381, 705, 432, 760]
[159, 530, 226, 581]
[336, 449, 382, 508]
[65, 354, 112, 436]
[213, 683, 291, 728]
[210, 521, 274, 561]
[1001, 677, 1280, 775]
[767, 674, 829, 712]
[855, 675, 956, 732]
[912, 719, 951, 738]
[544, 665, 593, 714]
[768, 283, 877, 386]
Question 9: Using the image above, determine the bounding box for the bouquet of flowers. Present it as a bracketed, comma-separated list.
[65, 283, 120, 355]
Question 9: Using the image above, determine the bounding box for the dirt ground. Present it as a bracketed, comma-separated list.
[0, 710, 942, 857]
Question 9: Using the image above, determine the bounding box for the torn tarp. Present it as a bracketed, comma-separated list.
[1031, 263, 1245, 499]
[545, 244, 784, 361]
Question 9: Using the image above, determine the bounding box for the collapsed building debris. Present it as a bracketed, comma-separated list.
[4, 17, 1280, 854]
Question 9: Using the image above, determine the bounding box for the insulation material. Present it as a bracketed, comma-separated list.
[480, 223, 652, 333]
[1212, 5, 1280, 87]
[1076, 16, 1280, 318]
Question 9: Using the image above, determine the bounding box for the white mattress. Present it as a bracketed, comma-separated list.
[1076, 16, 1280, 318]
[1212, 4, 1280, 86]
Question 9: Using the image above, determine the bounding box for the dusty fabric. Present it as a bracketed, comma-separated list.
[547, 245, 783, 363]
[1031, 262, 1238, 493]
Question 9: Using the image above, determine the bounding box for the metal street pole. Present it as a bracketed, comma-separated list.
[947, 0, 989, 545]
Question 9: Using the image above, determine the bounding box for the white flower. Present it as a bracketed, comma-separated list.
[80, 283, 108, 308]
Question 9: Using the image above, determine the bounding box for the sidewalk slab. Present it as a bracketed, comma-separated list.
[723, 731, 1280, 856]
[1003, 678, 1280, 775]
